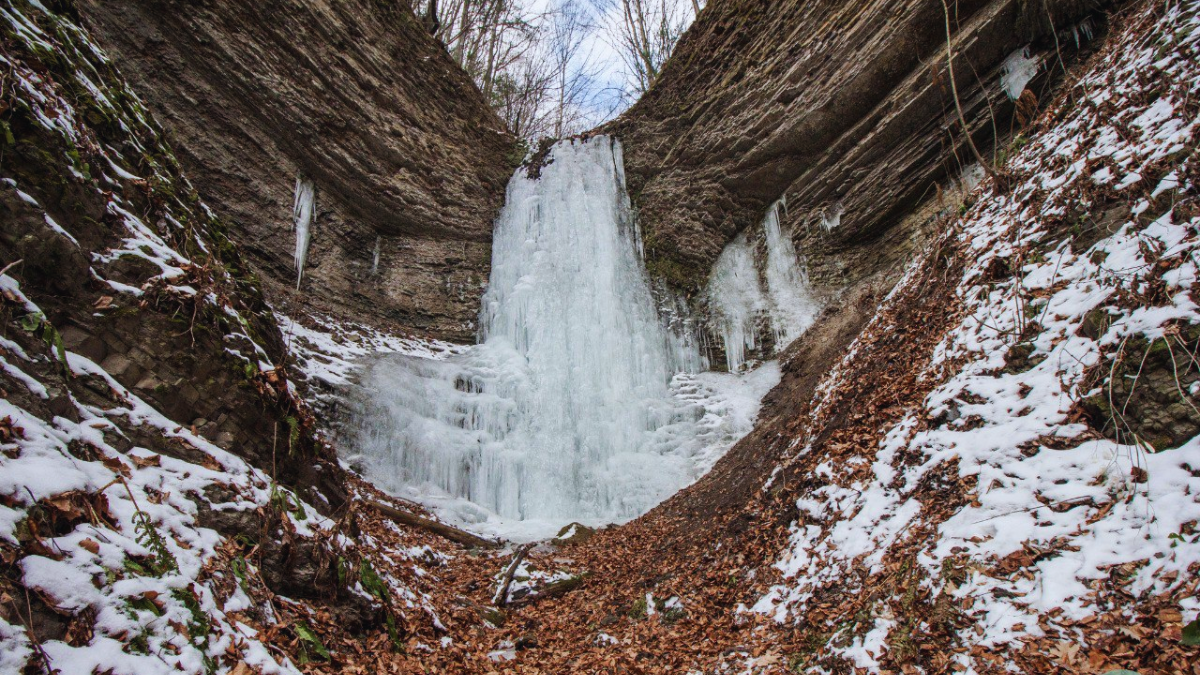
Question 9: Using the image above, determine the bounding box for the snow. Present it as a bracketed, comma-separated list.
[0, 278, 310, 675]
[277, 310, 462, 390]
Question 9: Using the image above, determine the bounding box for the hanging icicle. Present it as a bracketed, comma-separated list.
[292, 176, 315, 290]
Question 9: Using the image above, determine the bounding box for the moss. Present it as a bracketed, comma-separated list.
[645, 254, 702, 295]
[627, 596, 648, 619]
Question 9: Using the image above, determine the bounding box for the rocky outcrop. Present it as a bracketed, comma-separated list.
[610, 0, 1110, 297]
[76, 0, 515, 341]
[0, 0, 342, 508]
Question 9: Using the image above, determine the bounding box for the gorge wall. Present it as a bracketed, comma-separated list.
[610, 0, 1109, 298]
[75, 0, 515, 342]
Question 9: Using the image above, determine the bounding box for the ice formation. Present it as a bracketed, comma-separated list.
[820, 202, 844, 231]
[705, 200, 822, 372]
[763, 201, 822, 345]
[350, 137, 780, 539]
[1000, 46, 1040, 100]
[292, 176, 315, 289]
[705, 231, 768, 372]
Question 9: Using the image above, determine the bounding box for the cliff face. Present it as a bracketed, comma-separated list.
[76, 0, 514, 341]
[610, 0, 1108, 297]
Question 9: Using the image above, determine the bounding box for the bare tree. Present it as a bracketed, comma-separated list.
[598, 0, 692, 96]
[413, 0, 700, 140]
[415, 0, 542, 99]
[491, 58, 555, 140]
[546, 0, 604, 137]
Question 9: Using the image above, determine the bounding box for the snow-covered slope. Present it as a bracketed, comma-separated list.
[0, 4, 458, 673]
[749, 2, 1200, 671]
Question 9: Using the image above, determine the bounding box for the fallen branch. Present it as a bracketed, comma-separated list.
[364, 499, 499, 549]
[506, 572, 590, 608]
[494, 543, 534, 606]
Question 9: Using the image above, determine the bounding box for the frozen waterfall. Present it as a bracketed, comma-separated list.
[706, 200, 822, 372]
[349, 137, 787, 540]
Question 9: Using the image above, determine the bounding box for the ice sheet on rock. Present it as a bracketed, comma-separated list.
[1000, 46, 1040, 100]
[705, 231, 767, 372]
[820, 202, 844, 231]
[706, 199, 822, 372]
[762, 201, 822, 346]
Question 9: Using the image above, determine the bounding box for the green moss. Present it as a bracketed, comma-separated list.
[645, 254, 702, 294]
[627, 596, 648, 619]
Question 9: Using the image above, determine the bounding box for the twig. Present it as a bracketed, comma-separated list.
[0, 258, 23, 278]
[971, 496, 1093, 524]
[494, 543, 534, 606]
[939, 0, 1002, 186]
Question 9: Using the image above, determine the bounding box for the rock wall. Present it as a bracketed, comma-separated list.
[0, 0, 344, 508]
[75, 0, 515, 342]
[609, 0, 1110, 297]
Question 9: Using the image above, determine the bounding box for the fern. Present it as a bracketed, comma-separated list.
[231, 556, 250, 590]
[359, 561, 389, 602]
[132, 510, 178, 575]
[293, 620, 330, 663]
[19, 312, 68, 371]
[171, 587, 211, 645]
[284, 415, 300, 454]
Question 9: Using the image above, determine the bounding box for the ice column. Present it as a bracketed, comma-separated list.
[706, 200, 821, 372]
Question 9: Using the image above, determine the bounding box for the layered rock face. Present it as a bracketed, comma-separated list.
[76, 0, 514, 341]
[610, 0, 1108, 296]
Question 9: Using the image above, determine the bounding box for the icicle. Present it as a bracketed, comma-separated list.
[706, 232, 767, 372]
[292, 176, 315, 290]
[762, 200, 821, 347]
[371, 235, 381, 276]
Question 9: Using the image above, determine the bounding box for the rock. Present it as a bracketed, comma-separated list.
[608, 0, 1110, 301]
[99, 353, 134, 377]
[1081, 329, 1200, 450]
[553, 522, 595, 546]
[77, 0, 514, 342]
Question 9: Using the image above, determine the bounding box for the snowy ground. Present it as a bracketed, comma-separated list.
[752, 1, 1200, 670]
